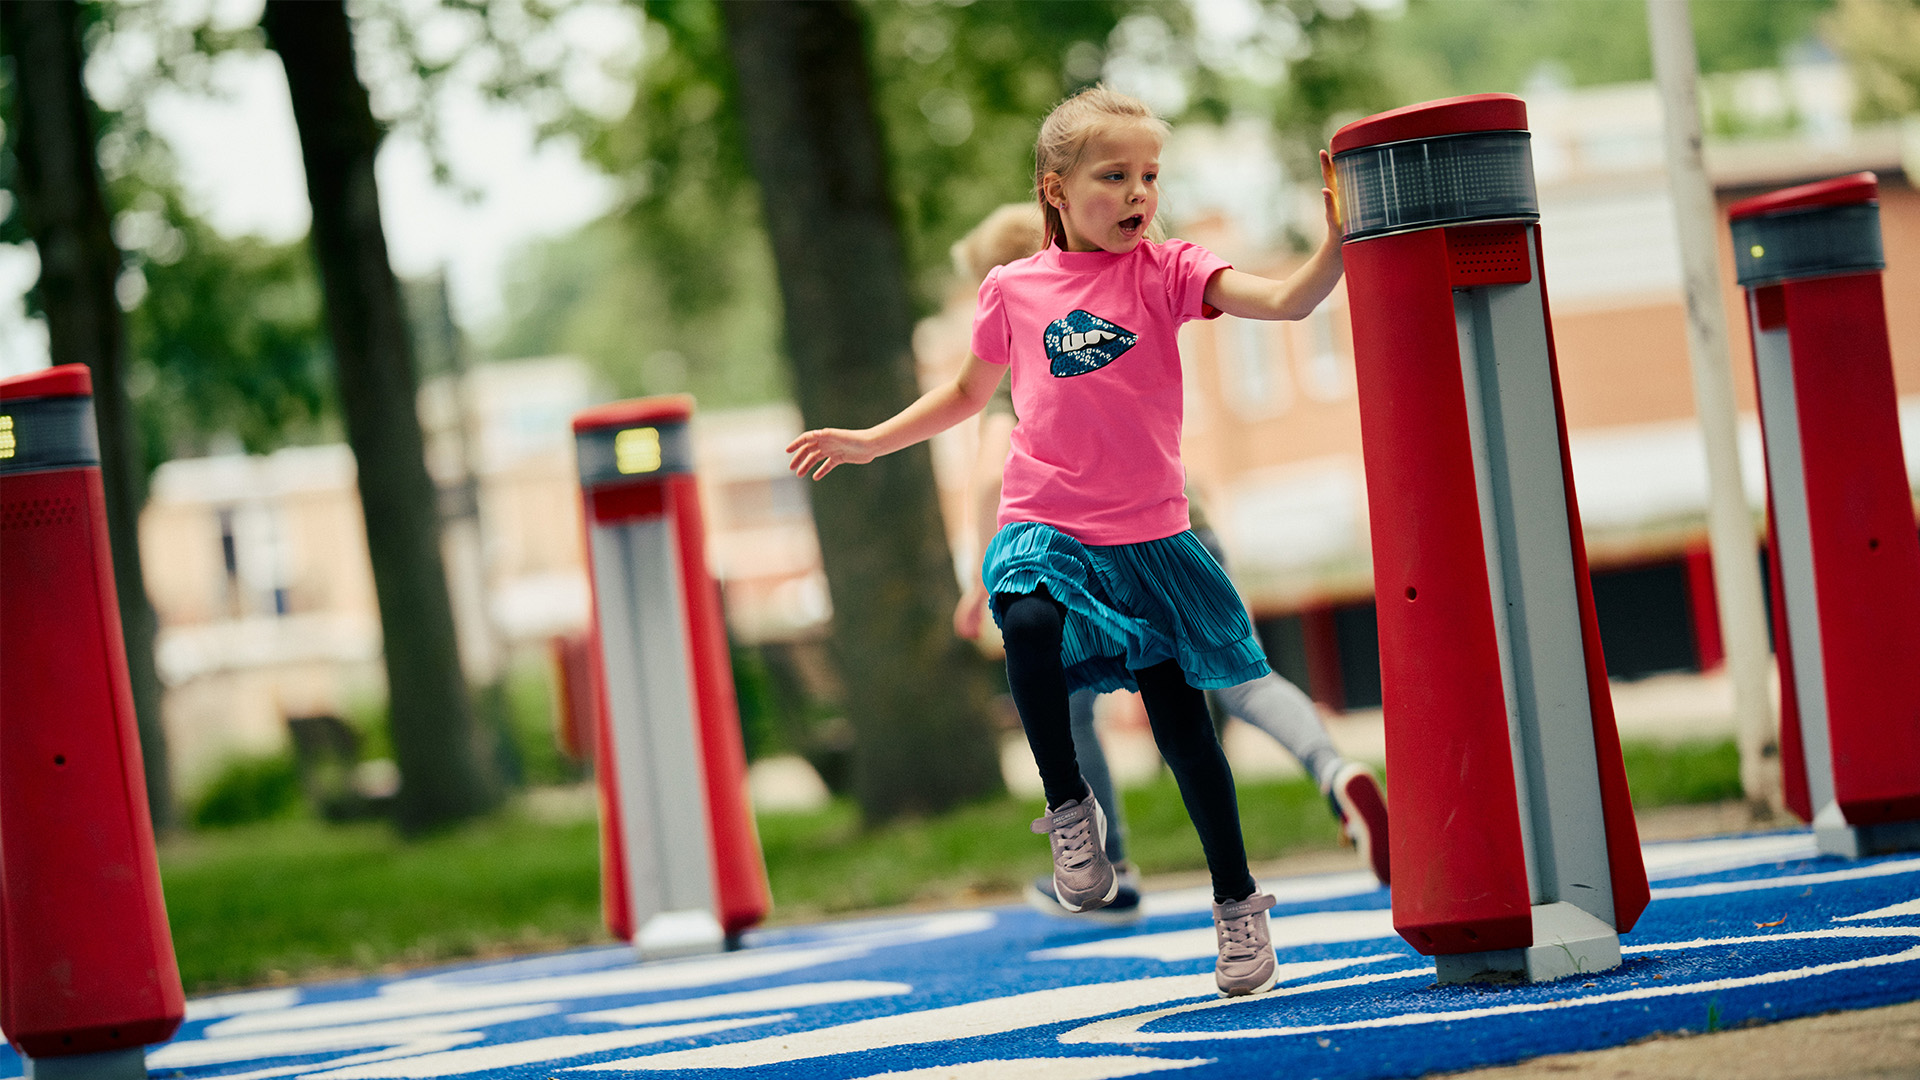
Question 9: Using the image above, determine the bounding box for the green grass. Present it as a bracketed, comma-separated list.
[1620, 738, 1744, 808]
[160, 812, 607, 991]
[159, 737, 1745, 993]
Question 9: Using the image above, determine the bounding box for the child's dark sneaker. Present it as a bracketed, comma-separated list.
[1026, 861, 1142, 923]
[1029, 792, 1117, 912]
[1329, 762, 1391, 886]
[1212, 891, 1278, 996]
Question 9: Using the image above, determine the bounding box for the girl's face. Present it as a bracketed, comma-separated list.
[1046, 122, 1161, 254]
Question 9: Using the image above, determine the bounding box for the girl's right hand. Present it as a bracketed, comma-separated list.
[953, 581, 989, 640]
[787, 428, 877, 480]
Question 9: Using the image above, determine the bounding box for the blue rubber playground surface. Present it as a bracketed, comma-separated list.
[10, 830, 1919, 1080]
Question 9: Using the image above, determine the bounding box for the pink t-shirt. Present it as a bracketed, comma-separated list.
[971, 238, 1229, 545]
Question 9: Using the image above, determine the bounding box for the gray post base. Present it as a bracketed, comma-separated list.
[1433, 901, 1622, 985]
[1814, 801, 1920, 859]
[635, 908, 726, 960]
[22, 1048, 146, 1080]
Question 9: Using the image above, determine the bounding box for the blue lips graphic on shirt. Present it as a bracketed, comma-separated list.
[1044, 310, 1138, 377]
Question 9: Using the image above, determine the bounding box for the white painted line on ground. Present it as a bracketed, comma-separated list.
[301, 1017, 789, 1078]
[1836, 898, 1920, 921]
[149, 1006, 549, 1067]
[211, 912, 993, 1037]
[196, 1038, 493, 1080]
[841, 1056, 1213, 1079]
[1651, 857, 1920, 899]
[1641, 833, 1818, 879]
[206, 948, 860, 1035]
[576, 980, 911, 1025]
[570, 975, 1218, 1072]
[184, 987, 304, 1020]
[1066, 926, 1920, 1043]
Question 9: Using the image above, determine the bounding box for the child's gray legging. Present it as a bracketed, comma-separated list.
[1068, 671, 1346, 868]
[1212, 673, 1345, 792]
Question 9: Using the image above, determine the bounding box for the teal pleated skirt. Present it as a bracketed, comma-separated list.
[983, 521, 1270, 696]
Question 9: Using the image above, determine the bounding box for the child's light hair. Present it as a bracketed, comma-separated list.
[1033, 84, 1170, 250]
[951, 203, 1045, 285]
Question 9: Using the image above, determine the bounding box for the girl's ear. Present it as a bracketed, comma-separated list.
[1041, 172, 1064, 208]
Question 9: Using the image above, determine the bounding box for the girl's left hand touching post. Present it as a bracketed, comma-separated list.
[1320, 148, 1342, 241]
[787, 428, 876, 480]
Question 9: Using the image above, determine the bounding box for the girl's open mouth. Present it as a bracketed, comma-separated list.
[1119, 214, 1144, 234]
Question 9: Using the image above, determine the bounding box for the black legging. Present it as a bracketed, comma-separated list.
[998, 588, 1256, 903]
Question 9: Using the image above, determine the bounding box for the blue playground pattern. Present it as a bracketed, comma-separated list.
[8, 831, 1918, 1080]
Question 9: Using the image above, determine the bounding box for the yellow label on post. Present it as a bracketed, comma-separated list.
[0, 415, 14, 460]
[1750, 244, 1765, 259]
[614, 426, 662, 474]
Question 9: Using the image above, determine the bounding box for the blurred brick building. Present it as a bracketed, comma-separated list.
[139, 357, 829, 791]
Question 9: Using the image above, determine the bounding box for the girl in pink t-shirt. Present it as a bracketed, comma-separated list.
[787, 85, 1345, 997]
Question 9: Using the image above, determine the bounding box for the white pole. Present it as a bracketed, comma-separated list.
[1646, 0, 1780, 812]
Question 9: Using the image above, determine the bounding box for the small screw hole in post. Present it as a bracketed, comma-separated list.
[53, 755, 66, 766]
[1869, 538, 1880, 551]
[1405, 587, 1417, 601]
[1464, 928, 1479, 941]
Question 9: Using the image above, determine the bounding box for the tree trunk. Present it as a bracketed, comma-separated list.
[720, 0, 1004, 820]
[262, 0, 497, 830]
[1, 0, 176, 830]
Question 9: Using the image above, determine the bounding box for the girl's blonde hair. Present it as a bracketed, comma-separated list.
[951, 203, 1045, 285]
[1033, 84, 1170, 250]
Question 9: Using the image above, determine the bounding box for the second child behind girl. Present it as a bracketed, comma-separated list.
[787, 85, 1346, 997]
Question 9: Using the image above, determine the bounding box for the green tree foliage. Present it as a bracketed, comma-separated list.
[120, 187, 335, 471]
[1376, 0, 1836, 106]
[862, 0, 1129, 304]
[1830, 0, 1920, 121]
[1260, 2, 1403, 178]
[487, 0, 785, 405]
[2, 3, 336, 471]
[489, 0, 1138, 402]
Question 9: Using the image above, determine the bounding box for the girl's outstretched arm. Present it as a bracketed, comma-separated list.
[787, 355, 1004, 480]
[1203, 149, 1346, 323]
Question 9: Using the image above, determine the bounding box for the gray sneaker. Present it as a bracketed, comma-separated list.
[1213, 891, 1278, 997]
[1027, 861, 1143, 923]
[1029, 793, 1116, 913]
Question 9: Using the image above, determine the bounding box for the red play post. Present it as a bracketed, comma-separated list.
[1732, 173, 1920, 858]
[0, 365, 183, 1080]
[1332, 94, 1648, 984]
[548, 631, 599, 764]
[572, 395, 769, 958]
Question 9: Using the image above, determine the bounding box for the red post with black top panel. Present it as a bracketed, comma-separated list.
[1732, 173, 1920, 857]
[0, 364, 182, 1080]
[1333, 94, 1647, 983]
[572, 395, 769, 957]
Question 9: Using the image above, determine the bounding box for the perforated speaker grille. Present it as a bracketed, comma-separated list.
[1447, 223, 1533, 287]
[1, 496, 82, 531]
